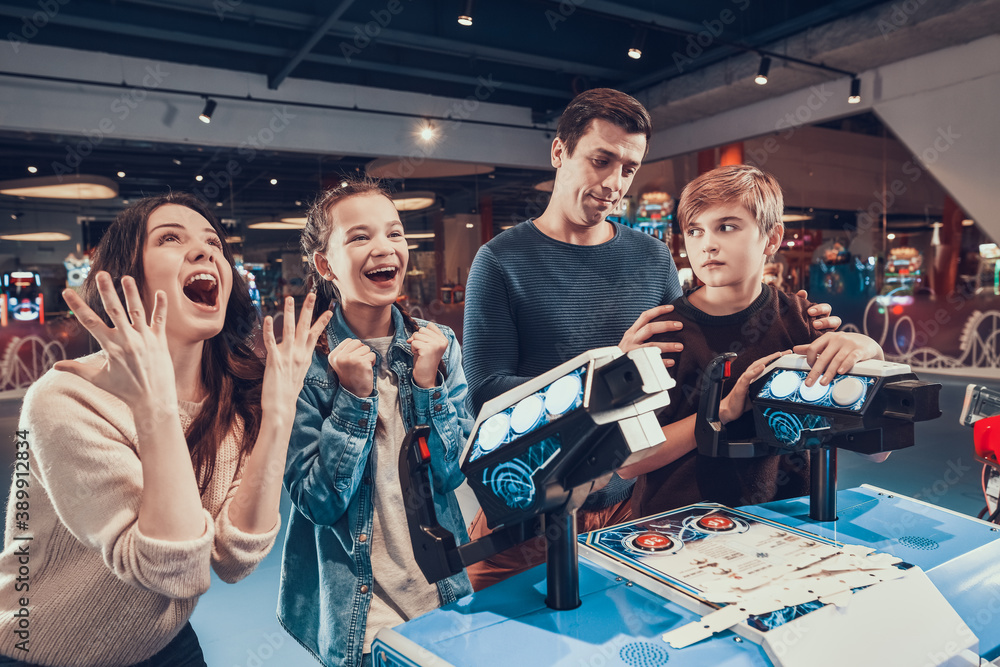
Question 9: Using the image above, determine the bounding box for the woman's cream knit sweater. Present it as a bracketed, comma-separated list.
[0, 355, 279, 666]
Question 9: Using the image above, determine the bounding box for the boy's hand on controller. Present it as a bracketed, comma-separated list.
[409, 322, 448, 389]
[795, 290, 842, 332]
[329, 338, 376, 398]
[794, 332, 885, 387]
[719, 350, 791, 423]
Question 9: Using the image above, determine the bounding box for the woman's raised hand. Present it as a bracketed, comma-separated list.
[55, 271, 177, 408]
[261, 294, 333, 418]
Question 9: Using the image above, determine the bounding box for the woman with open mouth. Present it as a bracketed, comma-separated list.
[0, 193, 332, 667]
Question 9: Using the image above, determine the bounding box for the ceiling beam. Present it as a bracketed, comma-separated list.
[268, 0, 356, 90]
[116, 0, 624, 80]
[0, 4, 569, 100]
[622, 0, 883, 91]
[538, 0, 705, 34]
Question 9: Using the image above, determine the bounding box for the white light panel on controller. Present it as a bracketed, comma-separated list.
[468, 365, 588, 463]
[755, 357, 910, 412]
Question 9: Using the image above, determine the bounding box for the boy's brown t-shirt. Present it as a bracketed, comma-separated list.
[632, 283, 824, 518]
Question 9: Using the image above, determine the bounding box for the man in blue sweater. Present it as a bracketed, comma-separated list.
[461, 88, 838, 589]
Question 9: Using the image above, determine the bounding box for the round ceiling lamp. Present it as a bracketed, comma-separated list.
[0, 174, 118, 200]
[392, 191, 436, 211]
[247, 219, 303, 230]
[366, 158, 494, 180]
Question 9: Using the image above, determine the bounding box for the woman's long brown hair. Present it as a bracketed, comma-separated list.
[83, 192, 264, 494]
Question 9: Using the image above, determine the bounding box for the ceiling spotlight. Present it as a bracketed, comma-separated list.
[195, 174, 203, 181]
[962, 218, 975, 226]
[117, 171, 126, 178]
[172, 158, 182, 166]
[418, 121, 437, 143]
[199, 98, 217, 124]
[848, 77, 861, 104]
[340, 181, 348, 188]
[755, 56, 771, 85]
[628, 27, 646, 60]
[270, 178, 278, 185]
[887, 233, 896, 240]
[27, 166, 37, 174]
[457, 0, 473, 26]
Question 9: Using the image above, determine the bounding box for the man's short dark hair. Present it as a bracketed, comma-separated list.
[555, 88, 652, 157]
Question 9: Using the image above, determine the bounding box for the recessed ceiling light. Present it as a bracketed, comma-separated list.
[0, 175, 118, 200]
[962, 218, 975, 226]
[26, 166, 37, 174]
[117, 171, 126, 178]
[195, 175, 203, 182]
[270, 178, 278, 185]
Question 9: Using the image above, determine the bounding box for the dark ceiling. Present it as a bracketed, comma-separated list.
[0, 0, 886, 115]
[0, 0, 893, 243]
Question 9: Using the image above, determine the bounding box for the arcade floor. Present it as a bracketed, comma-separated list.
[0, 370, 995, 666]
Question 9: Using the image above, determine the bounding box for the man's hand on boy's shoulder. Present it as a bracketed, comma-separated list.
[619, 304, 684, 367]
[793, 332, 885, 387]
[795, 289, 842, 332]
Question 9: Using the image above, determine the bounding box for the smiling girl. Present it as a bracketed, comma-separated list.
[278, 179, 472, 667]
[0, 193, 331, 667]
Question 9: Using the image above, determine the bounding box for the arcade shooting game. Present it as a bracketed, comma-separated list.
[1, 271, 44, 327]
[377, 349, 1000, 667]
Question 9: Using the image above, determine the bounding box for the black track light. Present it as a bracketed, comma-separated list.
[628, 27, 647, 60]
[848, 77, 861, 104]
[755, 56, 771, 85]
[199, 98, 217, 124]
[457, 0, 473, 26]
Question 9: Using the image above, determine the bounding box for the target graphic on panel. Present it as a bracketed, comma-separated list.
[482, 437, 561, 510]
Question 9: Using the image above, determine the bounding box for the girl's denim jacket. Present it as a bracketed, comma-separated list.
[277, 304, 473, 667]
